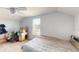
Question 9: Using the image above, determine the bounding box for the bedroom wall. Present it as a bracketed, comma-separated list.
[20, 17, 33, 39]
[40, 12, 74, 40]
[0, 20, 20, 32]
[0, 15, 21, 32]
[74, 15, 79, 37]
[20, 12, 74, 40]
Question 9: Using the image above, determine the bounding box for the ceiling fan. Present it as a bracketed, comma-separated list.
[5, 7, 27, 14]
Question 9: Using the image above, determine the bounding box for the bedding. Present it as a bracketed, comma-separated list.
[22, 36, 56, 52]
[21, 36, 78, 52]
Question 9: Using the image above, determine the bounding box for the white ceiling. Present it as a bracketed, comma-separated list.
[58, 7, 79, 15]
[0, 7, 79, 18]
[15, 7, 57, 17]
[12, 7, 79, 17]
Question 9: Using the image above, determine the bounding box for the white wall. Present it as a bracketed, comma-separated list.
[40, 12, 74, 40]
[74, 15, 79, 37]
[0, 15, 21, 32]
[0, 20, 20, 32]
[21, 12, 74, 40]
[20, 17, 33, 39]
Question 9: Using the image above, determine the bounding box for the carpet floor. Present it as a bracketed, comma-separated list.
[0, 38, 78, 52]
[0, 42, 26, 52]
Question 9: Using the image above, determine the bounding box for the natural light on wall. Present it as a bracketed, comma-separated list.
[32, 18, 40, 36]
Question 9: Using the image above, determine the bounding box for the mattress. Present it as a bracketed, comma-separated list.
[22, 36, 56, 52]
[21, 36, 78, 52]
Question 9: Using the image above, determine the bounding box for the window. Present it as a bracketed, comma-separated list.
[32, 18, 40, 35]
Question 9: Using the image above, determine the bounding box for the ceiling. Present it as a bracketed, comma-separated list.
[0, 7, 79, 18]
[14, 7, 57, 17]
[57, 7, 79, 15]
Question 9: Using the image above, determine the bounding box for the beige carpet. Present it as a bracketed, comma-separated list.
[0, 37, 78, 52]
[0, 42, 25, 52]
[23, 36, 78, 52]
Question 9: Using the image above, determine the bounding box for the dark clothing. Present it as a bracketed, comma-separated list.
[0, 28, 7, 34]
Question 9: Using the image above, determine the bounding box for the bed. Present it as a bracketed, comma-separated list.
[21, 36, 78, 52]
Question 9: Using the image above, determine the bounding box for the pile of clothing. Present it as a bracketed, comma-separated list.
[0, 24, 7, 34]
[8, 31, 20, 42]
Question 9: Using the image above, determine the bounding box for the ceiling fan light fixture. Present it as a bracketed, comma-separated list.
[7, 7, 27, 14]
[10, 7, 16, 14]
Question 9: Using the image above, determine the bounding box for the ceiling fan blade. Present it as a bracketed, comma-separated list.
[15, 7, 27, 10]
[16, 11, 25, 16]
[4, 7, 27, 14]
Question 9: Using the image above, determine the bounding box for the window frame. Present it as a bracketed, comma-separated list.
[32, 17, 40, 36]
